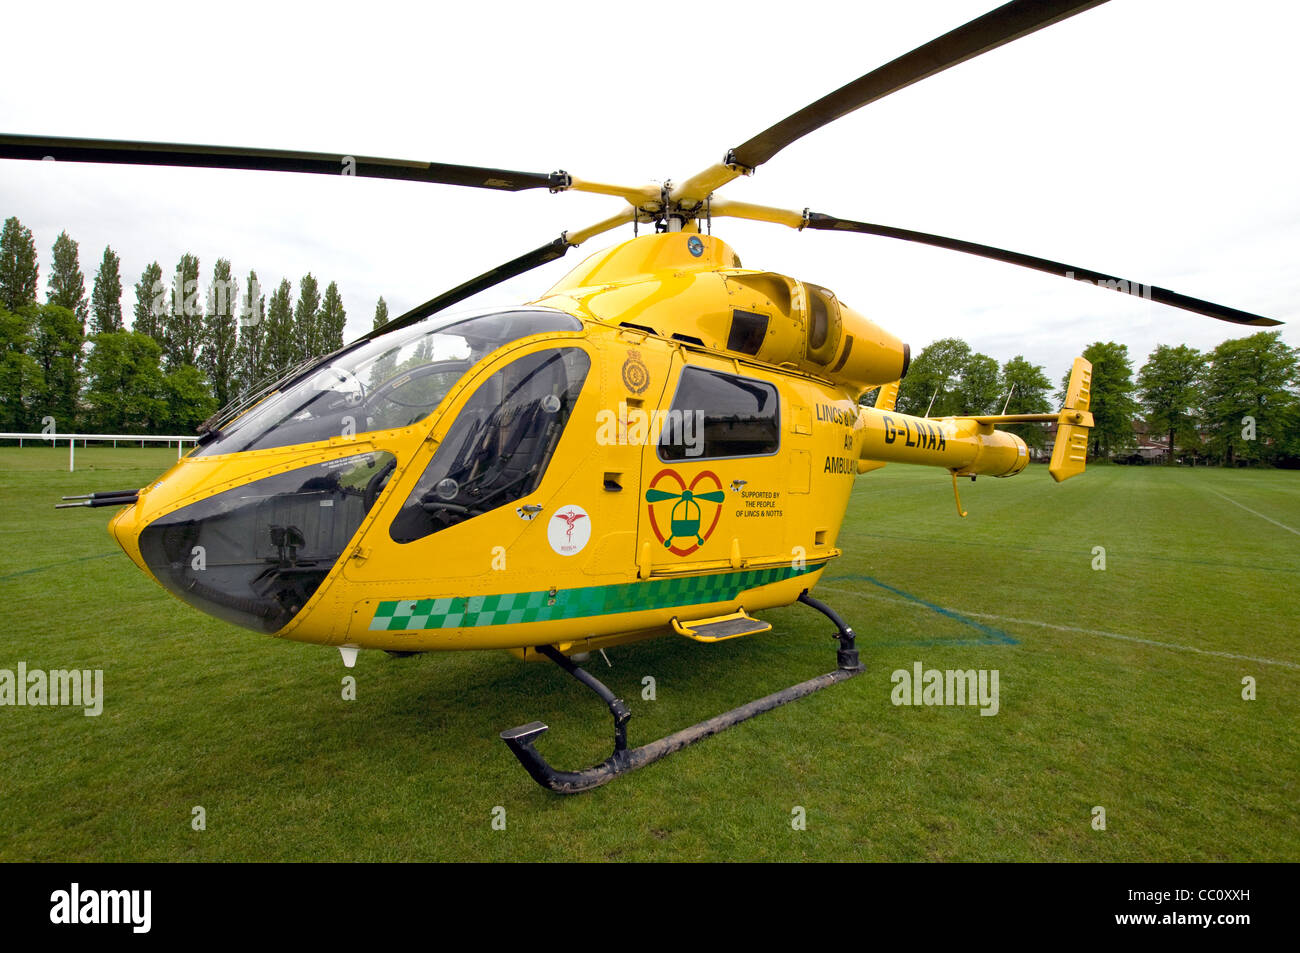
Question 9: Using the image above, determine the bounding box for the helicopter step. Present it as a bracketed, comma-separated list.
[671, 610, 772, 643]
[499, 590, 864, 794]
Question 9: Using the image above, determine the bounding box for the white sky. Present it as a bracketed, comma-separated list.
[1, 0, 1297, 382]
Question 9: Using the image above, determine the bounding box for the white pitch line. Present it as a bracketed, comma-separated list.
[1207, 488, 1300, 537]
[818, 584, 1300, 671]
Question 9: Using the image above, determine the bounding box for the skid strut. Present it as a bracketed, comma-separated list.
[500, 590, 865, 794]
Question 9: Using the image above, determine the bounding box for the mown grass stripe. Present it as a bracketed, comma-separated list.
[824, 574, 1017, 645]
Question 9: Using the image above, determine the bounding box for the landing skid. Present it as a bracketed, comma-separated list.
[499, 590, 865, 794]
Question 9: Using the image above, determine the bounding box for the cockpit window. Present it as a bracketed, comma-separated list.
[390, 347, 589, 543]
[194, 309, 582, 456]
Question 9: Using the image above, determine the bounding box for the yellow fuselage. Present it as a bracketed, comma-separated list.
[108, 232, 1033, 656]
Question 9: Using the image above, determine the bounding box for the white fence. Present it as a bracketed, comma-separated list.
[0, 432, 199, 472]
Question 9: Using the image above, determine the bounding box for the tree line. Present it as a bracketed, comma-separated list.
[2, 211, 1295, 463]
[0, 215, 391, 436]
[894, 336, 1300, 466]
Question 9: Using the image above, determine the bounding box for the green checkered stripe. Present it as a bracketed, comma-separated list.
[368, 560, 826, 631]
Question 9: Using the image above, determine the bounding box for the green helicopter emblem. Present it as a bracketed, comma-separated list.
[644, 485, 727, 548]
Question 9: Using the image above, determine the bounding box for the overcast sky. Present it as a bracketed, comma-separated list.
[2, 0, 1297, 381]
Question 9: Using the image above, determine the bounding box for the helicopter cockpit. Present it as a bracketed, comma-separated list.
[135, 308, 584, 633]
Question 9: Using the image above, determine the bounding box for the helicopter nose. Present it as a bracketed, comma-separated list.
[107, 498, 150, 575]
[132, 450, 395, 635]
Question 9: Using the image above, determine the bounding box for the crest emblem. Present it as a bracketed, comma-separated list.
[621, 349, 650, 395]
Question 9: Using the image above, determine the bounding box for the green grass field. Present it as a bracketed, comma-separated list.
[1, 446, 1296, 861]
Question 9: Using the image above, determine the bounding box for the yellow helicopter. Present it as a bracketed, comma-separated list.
[2, 0, 1281, 793]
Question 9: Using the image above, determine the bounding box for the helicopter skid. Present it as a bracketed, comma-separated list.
[500, 591, 863, 794]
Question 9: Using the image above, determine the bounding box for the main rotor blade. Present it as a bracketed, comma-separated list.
[0, 133, 567, 192]
[364, 208, 638, 341]
[730, 0, 1109, 171]
[805, 212, 1282, 327]
[361, 239, 572, 342]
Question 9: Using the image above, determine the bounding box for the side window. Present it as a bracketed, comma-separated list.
[658, 366, 779, 461]
[389, 348, 590, 543]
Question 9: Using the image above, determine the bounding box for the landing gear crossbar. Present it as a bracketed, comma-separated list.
[499, 590, 865, 794]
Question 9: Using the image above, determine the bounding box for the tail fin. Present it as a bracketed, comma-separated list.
[1049, 357, 1093, 483]
[855, 381, 902, 475]
[874, 380, 900, 412]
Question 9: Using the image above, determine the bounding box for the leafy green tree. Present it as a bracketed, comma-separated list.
[30, 303, 83, 429]
[0, 217, 39, 312]
[896, 337, 971, 417]
[162, 364, 217, 434]
[201, 259, 238, 407]
[81, 331, 167, 432]
[895, 338, 1002, 417]
[369, 297, 401, 389]
[47, 231, 88, 331]
[953, 352, 1001, 416]
[234, 269, 266, 395]
[164, 253, 202, 368]
[999, 355, 1053, 449]
[262, 278, 296, 375]
[1137, 344, 1203, 461]
[90, 246, 124, 334]
[133, 261, 165, 340]
[0, 305, 42, 431]
[292, 273, 321, 362]
[1200, 331, 1299, 465]
[1275, 399, 1300, 465]
[1000, 356, 1053, 413]
[1062, 341, 1138, 458]
[318, 281, 346, 353]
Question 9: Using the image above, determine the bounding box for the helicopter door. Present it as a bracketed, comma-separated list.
[638, 353, 783, 578]
[344, 344, 594, 596]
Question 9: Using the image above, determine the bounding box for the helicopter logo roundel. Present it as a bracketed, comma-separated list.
[645, 469, 725, 557]
[548, 505, 591, 556]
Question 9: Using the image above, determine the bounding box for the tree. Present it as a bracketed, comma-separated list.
[372, 296, 388, 330]
[81, 331, 167, 433]
[1137, 344, 1203, 461]
[894, 338, 1002, 417]
[999, 355, 1053, 450]
[90, 246, 124, 334]
[30, 303, 83, 430]
[164, 253, 202, 368]
[0, 305, 42, 431]
[1200, 331, 1299, 466]
[201, 259, 238, 408]
[953, 352, 1001, 416]
[292, 273, 321, 362]
[47, 231, 88, 331]
[133, 261, 164, 341]
[162, 364, 217, 434]
[262, 279, 296, 375]
[896, 337, 971, 417]
[0, 217, 39, 312]
[318, 281, 346, 353]
[1062, 341, 1138, 458]
[233, 269, 266, 395]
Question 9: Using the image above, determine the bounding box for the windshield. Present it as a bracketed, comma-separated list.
[194, 309, 582, 456]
